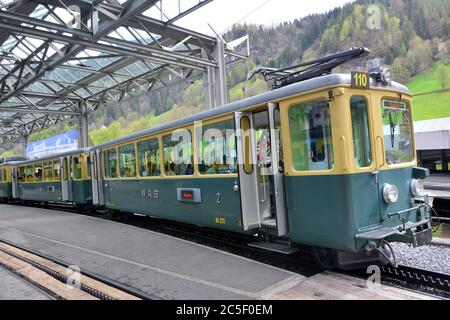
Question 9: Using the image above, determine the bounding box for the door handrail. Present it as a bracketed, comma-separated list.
[376, 136, 386, 167]
[340, 136, 348, 171]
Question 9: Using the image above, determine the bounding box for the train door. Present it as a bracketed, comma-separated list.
[268, 103, 289, 236]
[101, 149, 113, 206]
[62, 156, 74, 202]
[61, 157, 69, 201]
[11, 166, 19, 199]
[90, 150, 99, 205]
[96, 150, 105, 206]
[235, 108, 289, 235]
[353, 93, 382, 225]
[235, 112, 261, 230]
[91, 150, 105, 206]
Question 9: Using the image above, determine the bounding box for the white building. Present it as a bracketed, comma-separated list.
[415, 117, 450, 172]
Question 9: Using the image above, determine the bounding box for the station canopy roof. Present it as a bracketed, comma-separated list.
[0, 0, 247, 142]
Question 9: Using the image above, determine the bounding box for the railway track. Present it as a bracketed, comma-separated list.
[8, 202, 450, 299]
[380, 265, 450, 298]
[348, 264, 450, 299]
[0, 238, 159, 300]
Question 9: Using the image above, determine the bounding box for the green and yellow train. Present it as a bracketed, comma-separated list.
[1, 50, 433, 269]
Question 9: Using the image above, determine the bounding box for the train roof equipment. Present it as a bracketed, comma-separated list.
[248, 47, 378, 89]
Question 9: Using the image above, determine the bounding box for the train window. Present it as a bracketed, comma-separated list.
[350, 96, 372, 168]
[119, 144, 136, 178]
[72, 156, 83, 180]
[273, 108, 284, 173]
[163, 129, 194, 176]
[198, 119, 237, 175]
[18, 167, 25, 182]
[138, 138, 160, 177]
[105, 149, 118, 179]
[53, 160, 61, 181]
[43, 161, 53, 181]
[34, 164, 43, 182]
[240, 116, 253, 174]
[288, 101, 334, 171]
[86, 156, 91, 179]
[92, 154, 98, 180]
[0, 169, 3, 182]
[382, 99, 414, 165]
[26, 165, 34, 182]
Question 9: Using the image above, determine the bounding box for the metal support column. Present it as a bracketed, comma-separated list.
[213, 37, 227, 108]
[22, 133, 28, 157]
[79, 100, 89, 148]
[202, 48, 215, 109]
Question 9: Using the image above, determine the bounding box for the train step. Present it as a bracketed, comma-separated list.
[261, 218, 277, 228]
[248, 241, 299, 254]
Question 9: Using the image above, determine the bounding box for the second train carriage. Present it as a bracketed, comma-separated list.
[0, 157, 27, 202]
[0, 161, 14, 202]
[11, 150, 92, 206]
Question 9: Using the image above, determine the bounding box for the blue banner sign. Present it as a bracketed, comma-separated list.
[26, 129, 79, 158]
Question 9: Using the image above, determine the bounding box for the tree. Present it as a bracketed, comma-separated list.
[392, 57, 411, 83]
[1, 151, 14, 158]
[437, 42, 449, 64]
[437, 64, 449, 91]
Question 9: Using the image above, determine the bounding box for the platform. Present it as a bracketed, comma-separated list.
[0, 204, 306, 300]
[0, 205, 436, 300]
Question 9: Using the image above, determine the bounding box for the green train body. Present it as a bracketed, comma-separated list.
[17, 180, 92, 205]
[104, 177, 242, 233]
[0, 182, 12, 201]
[285, 167, 429, 253]
[4, 74, 433, 269]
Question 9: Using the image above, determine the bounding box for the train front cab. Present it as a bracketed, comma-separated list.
[13, 151, 92, 206]
[268, 86, 433, 269]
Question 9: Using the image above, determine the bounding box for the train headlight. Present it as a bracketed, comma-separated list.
[411, 179, 425, 197]
[383, 184, 399, 204]
[381, 68, 392, 85]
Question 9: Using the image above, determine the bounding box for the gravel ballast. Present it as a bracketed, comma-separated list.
[391, 242, 450, 275]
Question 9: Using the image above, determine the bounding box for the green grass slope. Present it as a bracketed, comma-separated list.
[407, 61, 450, 121]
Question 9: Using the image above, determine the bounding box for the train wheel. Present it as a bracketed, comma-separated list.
[119, 212, 131, 222]
[105, 209, 118, 220]
[312, 247, 338, 270]
[84, 201, 96, 215]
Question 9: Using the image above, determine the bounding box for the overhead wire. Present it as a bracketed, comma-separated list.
[219, 0, 274, 35]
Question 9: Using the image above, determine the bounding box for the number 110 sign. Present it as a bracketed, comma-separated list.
[351, 71, 370, 89]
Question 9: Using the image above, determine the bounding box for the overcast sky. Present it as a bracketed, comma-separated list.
[176, 0, 355, 35]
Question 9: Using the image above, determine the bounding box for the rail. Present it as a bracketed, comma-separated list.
[380, 264, 450, 299]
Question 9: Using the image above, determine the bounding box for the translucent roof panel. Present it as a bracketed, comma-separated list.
[0, 0, 245, 141]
